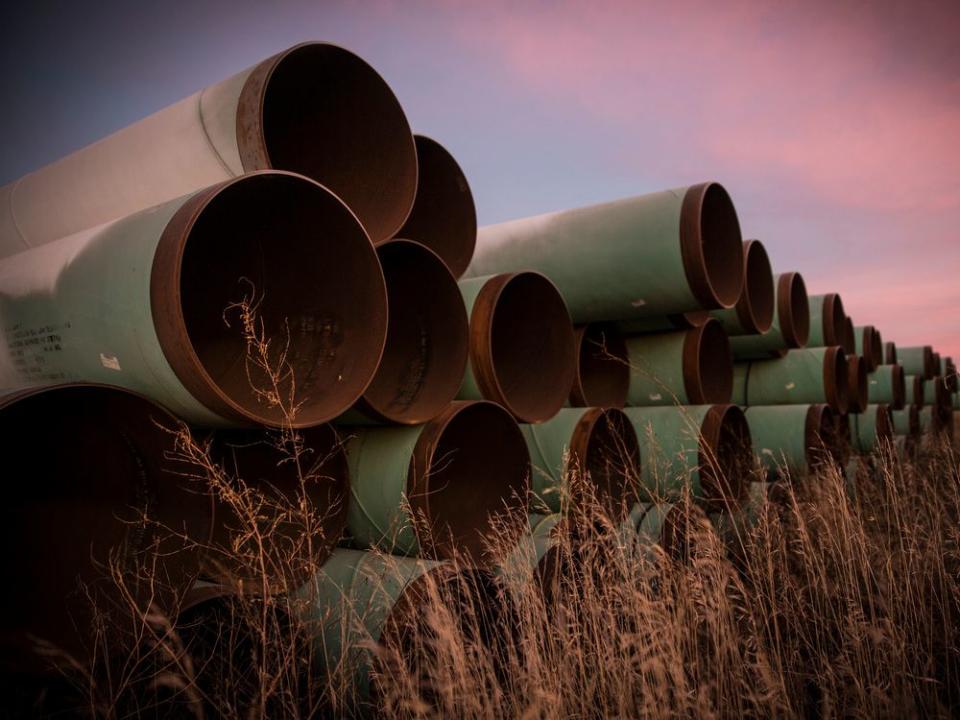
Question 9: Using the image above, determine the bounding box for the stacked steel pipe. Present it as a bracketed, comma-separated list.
[1, 39, 956, 713]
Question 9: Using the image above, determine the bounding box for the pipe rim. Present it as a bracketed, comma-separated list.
[568, 408, 641, 522]
[823, 347, 850, 415]
[407, 401, 529, 566]
[152, 171, 388, 428]
[804, 403, 840, 472]
[847, 356, 869, 413]
[890, 364, 906, 410]
[843, 317, 856, 356]
[734, 240, 775, 335]
[885, 341, 898, 365]
[569, 324, 630, 408]
[922, 346, 936, 378]
[871, 328, 884, 369]
[394, 135, 477, 278]
[236, 42, 417, 244]
[353, 239, 469, 424]
[698, 404, 751, 511]
[777, 272, 810, 348]
[818, 293, 846, 347]
[679, 183, 744, 310]
[911, 376, 926, 408]
[681, 318, 733, 404]
[469, 272, 577, 423]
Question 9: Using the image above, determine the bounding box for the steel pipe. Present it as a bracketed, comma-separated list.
[709, 239, 775, 335]
[867, 364, 906, 410]
[523, 408, 640, 520]
[941, 356, 958, 392]
[203, 424, 349, 591]
[0, 384, 211, 667]
[617, 311, 709, 335]
[729, 272, 810, 360]
[884, 341, 898, 365]
[806, 293, 847, 348]
[499, 513, 564, 581]
[346, 239, 468, 424]
[297, 549, 505, 709]
[849, 404, 894, 454]
[466, 182, 744, 322]
[924, 376, 952, 418]
[891, 405, 920, 438]
[919, 404, 952, 436]
[905, 374, 926, 408]
[745, 404, 842, 482]
[344, 401, 529, 566]
[847, 355, 870, 414]
[0, 43, 417, 253]
[394, 135, 477, 278]
[842, 316, 856, 355]
[854, 325, 882, 372]
[899, 346, 936, 379]
[0, 171, 388, 428]
[569, 323, 630, 407]
[633, 501, 711, 561]
[732, 347, 850, 413]
[623, 405, 750, 511]
[458, 273, 576, 423]
[625, 319, 733, 406]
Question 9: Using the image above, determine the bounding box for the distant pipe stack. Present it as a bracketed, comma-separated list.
[867, 364, 906, 410]
[848, 405, 894, 454]
[732, 347, 850, 413]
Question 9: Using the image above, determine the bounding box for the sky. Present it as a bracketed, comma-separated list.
[1, 0, 958, 356]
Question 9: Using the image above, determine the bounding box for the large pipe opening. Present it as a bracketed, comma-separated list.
[736, 240, 775, 334]
[569, 409, 641, 522]
[0, 385, 210, 666]
[204, 424, 349, 589]
[818, 294, 846, 347]
[778, 272, 810, 348]
[823, 347, 850, 415]
[570, 324, 629, 408]
[249, 43, 418, 244]
[408, 402, 530, 566]
[847, 356, 869, 413]
[682, 319, 733, 404]
[355, 240, 469, 424]
[155, 172, 388, 428]
[472, 273, 576, 423]
[698, 405, 751, 511]
[680, 183, 744, 310]
[394, 136, 477, 278]
[805, 404, 841, 473]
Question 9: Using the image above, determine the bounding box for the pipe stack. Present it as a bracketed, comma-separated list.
[1, 38, 955, 712]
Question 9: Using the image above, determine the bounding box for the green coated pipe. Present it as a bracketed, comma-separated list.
[466, 183, 745, 322]
[854, 325, 882, 372]
[340, 239, 469, 425]
[918, 405, 951, 436]
[394, 135, 477, 278]
[523, 408, 640, 521]
[849, 404, 894, 454]
[884, 341, 898, 365]
[728, 272, 810, 360]
[0, 171, 388, 428]
[905, 374, 926, 408]
[847, 355, 870, 414]
[744, 404, 841, 482]
[924, 376, 951, 413]
[634, 501, 712, 561]
[569, 323, 630, 408]
[625, 319, 733, 406]
[842, 316, 857, 356]
[296, 548, 504, 710]
[891, 405, 920, 438]
[0, 384, 211, 668]
[710, 239, 775, 336]
[899, 346, 936, 379]
[457, 272, 576, 423]
[617, 311, 708, 335]
[0, 42, 417, 253]
[499, 513, 564, 580]
[867, 364, 906, 410]
[732, 347, 850, 413]
[806, 293, 847, 347]
[344, 401, 529, 566]
[622, 405, 751, 511]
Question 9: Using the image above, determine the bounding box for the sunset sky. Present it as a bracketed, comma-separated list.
[2, 1, 957, 355]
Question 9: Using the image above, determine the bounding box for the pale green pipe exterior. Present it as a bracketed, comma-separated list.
[466, 185, 739, 322]
[732, 348, 837, 408]
[891, 407, 916, 436]
[806, 295, 841, 347]
[905, 374, 925, 407]
[744, 405, 822, 481]
[849, 405, 890, 454]
[0, 192, 223, 425]
[625, 331, 690, 406]
[918, 406, 936, 433]
[524, 409, 588, 513]
[899, 346, 933, 379]
[295, 548, 446, 705]
[456, 275, 489, 401]
[729, 273, 805, 359]
[867, 365, 903, 408]
[498, 513, 562, 582]
[345, 425, 430, 556]
[924, 377, 945, 406]
[622, 405, 713, 502]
